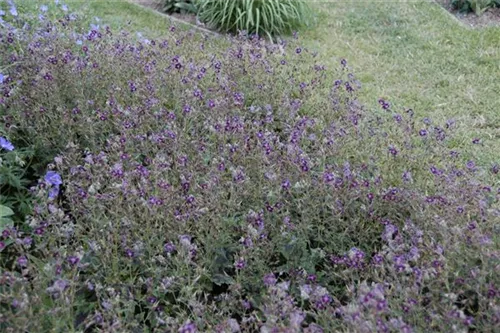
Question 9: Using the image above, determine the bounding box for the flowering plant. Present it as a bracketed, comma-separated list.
[0, 2, 498, 332]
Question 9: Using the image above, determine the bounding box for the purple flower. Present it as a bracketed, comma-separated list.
[235, 258, 246, 270]
[372, 253, 384, 265]
[179, 321, 197, 333]
[382, 223, 398, 242]
[429, 166, 442, 176]
[48, 185, 60, 200]
[149, 196, 163, 206]
[466, 160, 476, 170]
[164, 242, 176, 253]
[45, 171, 62, 186]
[186, 195, 195, 204]
[17, 255, 28, 267]
[323, 172, 334, 183]
[0, 137, 14, 151]
[23, 237, 32, 247]
[179, 235, 192, 247]
[0, 73, 4, 84]
[487, 286, 496, 298]
[46, 279, 69, 297]
[419, 129, 427, 137]
[492, 164, 499, 174]
[125, 249, 134, 258]
[67, 256, 79, 266]
[378, 99, 390, 110]
[296, 47, 302, 54]
[388, 146, 398, 156]
[129, 82, 137, 92]
[402, 171, 412, 183]
[263, 273, 277, 287]
[9, 4, 18, 17]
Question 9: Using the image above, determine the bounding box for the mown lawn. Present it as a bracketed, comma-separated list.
[304, 2, 500, 164]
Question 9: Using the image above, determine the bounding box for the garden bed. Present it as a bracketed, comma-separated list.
[1, 1, 499, 331]
[436, 0, 500, 27]
[130, 0, 210, 30]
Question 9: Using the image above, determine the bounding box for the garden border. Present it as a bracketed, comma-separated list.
[126, 0, 221, 36]
[431, 0, 470, 28]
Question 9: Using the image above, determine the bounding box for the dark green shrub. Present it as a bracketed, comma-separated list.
[157, 0, 197, 14]
[451, 0, 500, 15]
[197, 0, 311, 39]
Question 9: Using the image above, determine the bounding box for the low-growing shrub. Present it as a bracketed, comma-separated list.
[157, 0, 198, 14]
[0, 2, 499, 332]
[452, 0, 500, 15]
[197, 0, 311, 39]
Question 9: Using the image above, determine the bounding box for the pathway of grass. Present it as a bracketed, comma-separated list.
[15, 0, 500, 166]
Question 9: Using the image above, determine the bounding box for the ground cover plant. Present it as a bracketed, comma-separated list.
[0, 1, 499, 332]
[452, 0, 500, 15]
[54, 0, 500, 167]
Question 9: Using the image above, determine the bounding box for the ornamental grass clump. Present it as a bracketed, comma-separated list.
[197, 0, 312, 39]
[0, 2, 499, 332]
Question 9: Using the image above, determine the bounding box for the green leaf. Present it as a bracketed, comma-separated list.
[0, 204, 14, 218]
[0, 217, 13, 229]
[6, 172, 22, 189]
[175, 2, 197, 14]
[211, 273, 235, 286]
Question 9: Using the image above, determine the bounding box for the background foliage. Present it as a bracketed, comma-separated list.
[196, 0, 312, 38]
[157, 0, 198, 14]
[451, 0, 500, 15]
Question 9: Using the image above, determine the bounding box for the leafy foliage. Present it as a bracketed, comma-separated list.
[0, 2, 499, 332]
[0, 138, 36, 224]
[197, 0, 311, 39]
[157, 0, 198, 14]
[451, 0, 500, 15]
[0, 204, 14, 230]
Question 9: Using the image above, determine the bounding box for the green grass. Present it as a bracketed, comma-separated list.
[17, 0, 500, 166]
[303, 2, 500, 164]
